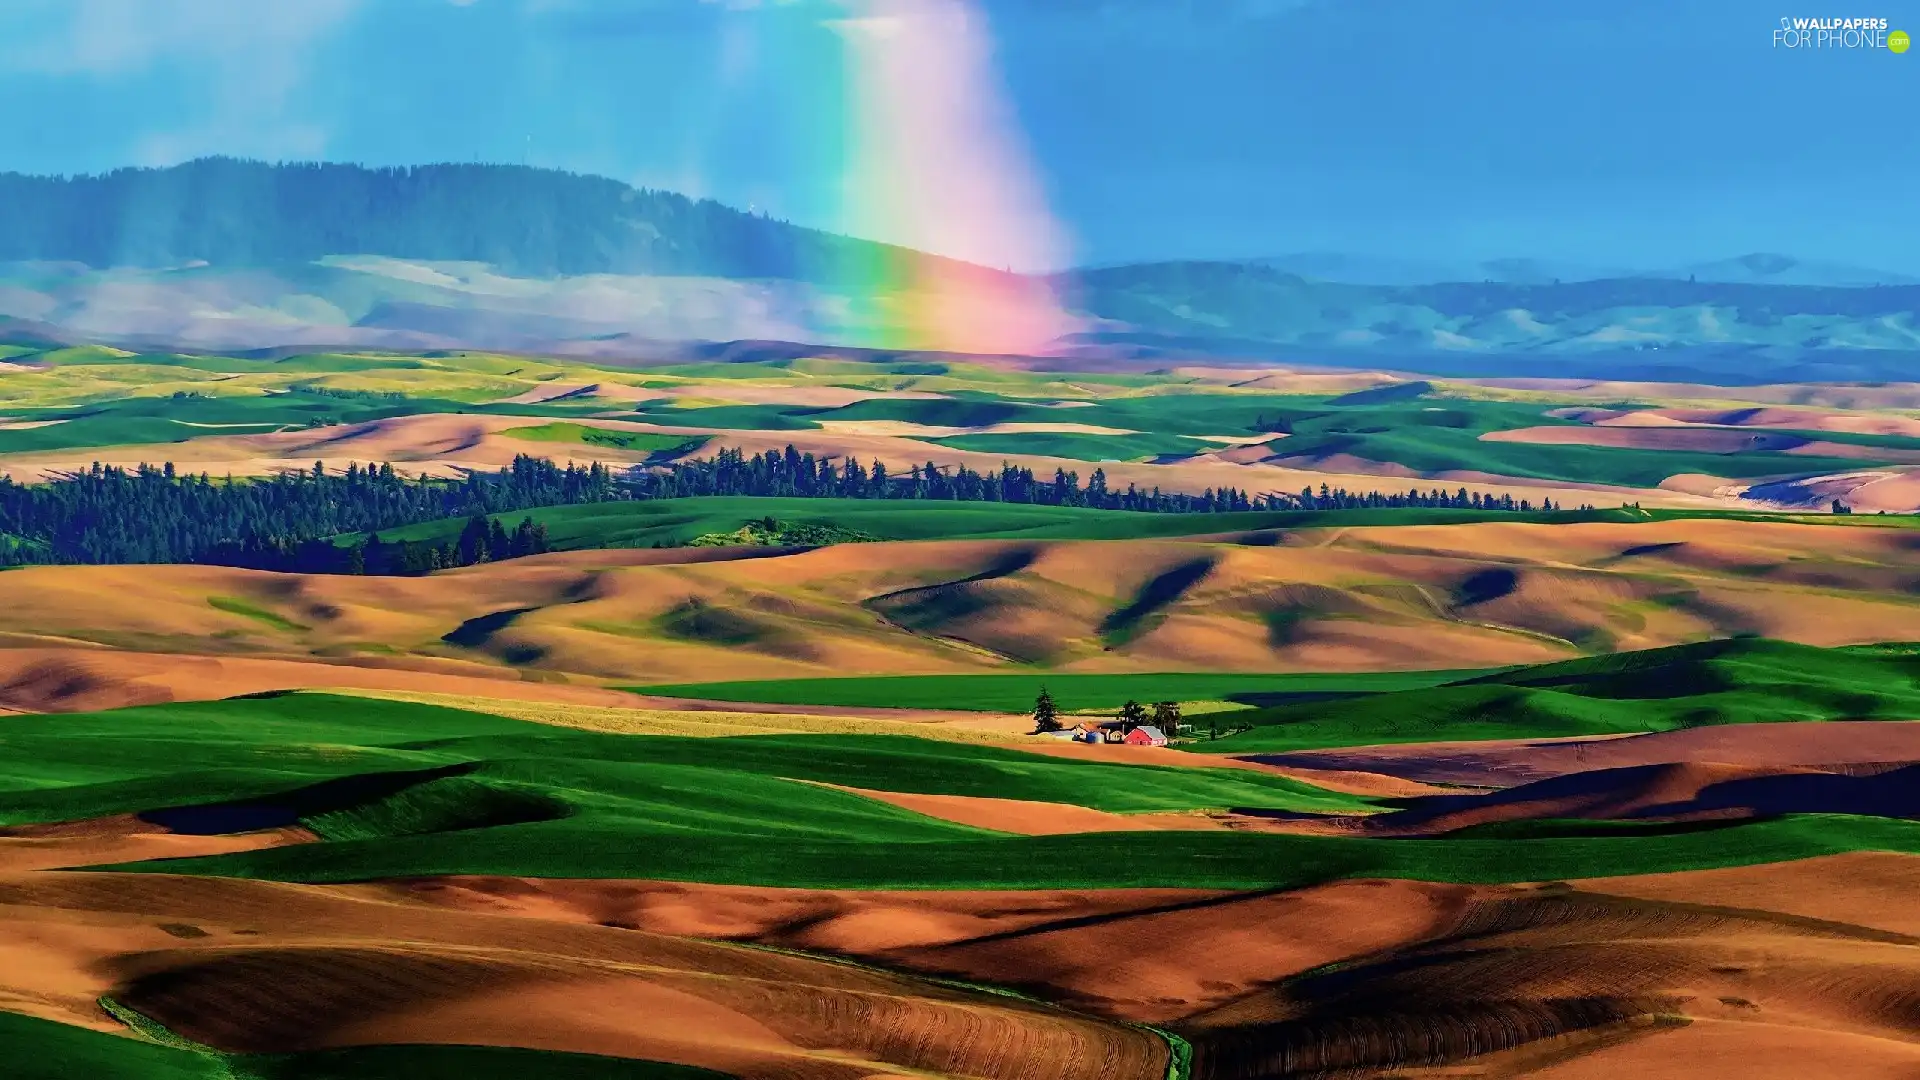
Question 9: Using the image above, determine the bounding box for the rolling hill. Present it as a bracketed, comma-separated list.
[1192, 637, 1920, 754]
[0, 158, 931, 283]
[4, 518, 1918, 695]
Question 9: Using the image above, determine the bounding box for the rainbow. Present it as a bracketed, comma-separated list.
[730, 0, 1081, 355]
[827, 0, 1080, 355]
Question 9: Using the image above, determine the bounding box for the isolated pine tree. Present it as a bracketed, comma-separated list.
[1032, 688, 1062, 733]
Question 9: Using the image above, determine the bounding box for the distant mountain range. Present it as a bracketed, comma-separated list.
[1245, 251, 1920, 288]
[1056, 261, 1920, 383]
[2, 160, 1917, 384]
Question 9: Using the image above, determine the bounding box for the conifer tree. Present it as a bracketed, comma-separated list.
[1031, 688, 1062, 733]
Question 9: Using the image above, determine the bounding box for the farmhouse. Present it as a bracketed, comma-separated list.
[1073, 721, 1171, 746]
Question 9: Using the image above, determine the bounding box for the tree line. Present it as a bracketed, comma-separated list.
[1030, 689, 1203, 741]
[0, 447, 1566, 573]
[0, 456, 617, 570]
[648, 446, 1574, 515]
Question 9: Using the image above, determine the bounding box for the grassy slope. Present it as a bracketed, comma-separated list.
[0, 670, 1913, 889]
[0, 1009, 729, 1080]
[631, 391, 1908, 484]
[499, 422, 708, 455]
[930, 431, 1217, 462]
[1189, 637, 1920, 753]
[335, 496, 1653, 549]
[3, 1009, 219, 1080]
[116, 812, 1920, 890]
[628, 403, 826, 430]
[335, 496, 1919, 556]
[633, 669, 1484, 712]
[0, 352, 637, 449]
[1256, 400, 1889, 486]
[0, 389, 471, 453]
[0, 694, 1373, 827]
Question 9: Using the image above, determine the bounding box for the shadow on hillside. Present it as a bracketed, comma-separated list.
[138, 764, 477, 835]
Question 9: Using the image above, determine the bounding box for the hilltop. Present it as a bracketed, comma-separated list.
[0, 158, 943, 284]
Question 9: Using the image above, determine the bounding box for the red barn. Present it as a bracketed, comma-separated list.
[1123, 725, 1169, 747]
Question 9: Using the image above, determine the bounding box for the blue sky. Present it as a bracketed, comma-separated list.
[1, 0, 1916, 271]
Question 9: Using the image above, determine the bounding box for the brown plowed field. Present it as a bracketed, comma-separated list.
[1260, 721, 1920, 789]
[4, 816, 1918, 1077]
[1359, 759, 1920, 834]
[0, 864, 1165, 1080]
[368, 862, 1920, 1078]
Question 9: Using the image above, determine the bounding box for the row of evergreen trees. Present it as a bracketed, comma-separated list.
[0, 456, 617, 568]
[647, 447, 1269, 511]
[0, 447, 1564, 573]
[646, 446, 1574, 514]
[227, 515, 557, 577]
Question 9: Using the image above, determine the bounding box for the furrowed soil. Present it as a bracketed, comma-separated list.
[364, 858, 1920, 1078]
[0, 867, 1166, 1080]
[3, 813, 1918, 1076]
[1260, 721, 1920, 788]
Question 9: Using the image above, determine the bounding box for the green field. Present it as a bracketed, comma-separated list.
[627, 402, 827, 430]
[1190, 637, 1920, 753]
[0, 351, 641, 448]
[207, 596, 310, 632]
[0, 1008, 730, 1080]
[1239, 398, 1901, 486]
[334, 496, 1657, 550]
[0, 694, 1370, 824]
[130, 811, 1920, 891]
[500, 422, 709, 456]
[613, 388, 1917, 485]
[0, 636, 1913, 1016]
[331, 494, 1920, 558]
[931, 430, 1219, 462]
[634, 669, 1484, 712]
[0, 388, 459, 453]
[8, 348, 1919, 493]
[825, 396, 1060, 427]
[0, 665, 1912, 891]
[637, 638, 1920, 753]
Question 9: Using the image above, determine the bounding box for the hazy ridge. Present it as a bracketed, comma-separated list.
[3, 160, 1918, 383]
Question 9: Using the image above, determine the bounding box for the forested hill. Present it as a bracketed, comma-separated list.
[0, 158, 931, 281]
[0, 451, 1558, 574]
